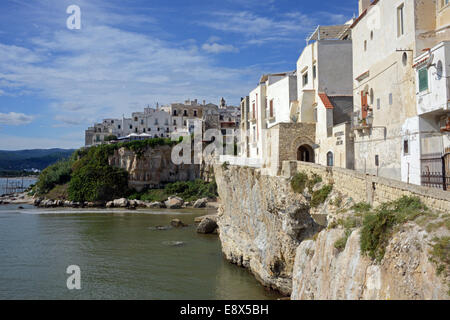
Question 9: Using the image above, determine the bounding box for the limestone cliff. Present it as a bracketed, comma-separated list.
[214, 164, 321, 295]
[214, 163, 449, 299]
[109, 146, 200, 191]
[292, 225, 448, 300]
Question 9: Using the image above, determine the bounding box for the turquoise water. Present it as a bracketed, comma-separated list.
[0, 204, 280, 300]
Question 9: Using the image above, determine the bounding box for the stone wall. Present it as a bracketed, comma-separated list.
[262, 122, 316, 176]
[109, 146, 200, 191]
[282, 160, 450, 213]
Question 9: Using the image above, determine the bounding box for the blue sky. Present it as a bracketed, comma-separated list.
[0, 0, 357, 150]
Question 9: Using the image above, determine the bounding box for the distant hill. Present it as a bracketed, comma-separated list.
[0, 149, 75, 172]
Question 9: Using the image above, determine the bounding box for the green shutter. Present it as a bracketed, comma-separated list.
[419, 68, 428, 92]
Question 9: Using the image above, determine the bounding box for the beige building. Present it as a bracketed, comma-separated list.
[351, 0, 450, 185]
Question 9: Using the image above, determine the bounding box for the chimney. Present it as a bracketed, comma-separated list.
[359, 0, 371, 15]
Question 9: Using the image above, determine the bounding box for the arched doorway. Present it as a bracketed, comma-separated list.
[297, 144, 314, 163]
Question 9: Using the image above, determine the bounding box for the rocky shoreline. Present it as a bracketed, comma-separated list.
[0, 192, 219, 235]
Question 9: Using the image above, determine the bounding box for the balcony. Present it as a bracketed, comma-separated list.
[414, 42, 450, 117]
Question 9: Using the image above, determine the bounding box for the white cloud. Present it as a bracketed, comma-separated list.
[202, 42, 239, 54]
[0, 112, 35, 125]
[0, 134, 81, 150]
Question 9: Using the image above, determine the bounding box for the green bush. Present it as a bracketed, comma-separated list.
[429, 237, 450, 277]
[129, 179, 218, 203]
[68, 145, 129, 202]
[334, 229, 352, 252]
[35, 159, 74, 195]
[291, 172, 308, 193]
[310, 185, 333, 208]
[351, 202, 371, 214]
[306, 173, 322, 190]
[360, 196, 428, 262]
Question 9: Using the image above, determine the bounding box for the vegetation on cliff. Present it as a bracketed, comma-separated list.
[33, 137, 213, 203]
[129, 179, 218, 202]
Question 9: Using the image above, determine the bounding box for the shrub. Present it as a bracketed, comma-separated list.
[68, 145, 129, 202]
[351, 202, 371, 214]
[306, 173, 322, 190]
[104, 135, 118, 142]
[310, 184, 333, 208]
[429, 237, 450, 277]
[360, 196, 428, 262]
[334, 229, 352, 252]
[35, 159, 74, 195]
[291, 172, 308, 193]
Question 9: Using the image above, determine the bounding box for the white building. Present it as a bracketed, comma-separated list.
[351, 0, 449, 185]
[409, 41, 450, 188]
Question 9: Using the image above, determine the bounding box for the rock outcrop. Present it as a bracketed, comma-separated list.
[292, 224, 449, 300]
[214, 165, 321, 296]
[214, 164, 449, 300]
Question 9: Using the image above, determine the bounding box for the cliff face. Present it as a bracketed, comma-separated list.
[214, 165, 321, 295]
[292, 225, 448, 300]
[109, 146, 200, 191]
[214, 164, 449, 299]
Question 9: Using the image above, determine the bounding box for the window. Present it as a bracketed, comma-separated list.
[134, 117, 138, 121]
[397, 4, 404, 37]
[183, 110, 188, 116]
[193, 110, 197, 117]
[143, 128, 146, 133]
[418, 67, 428, 92]
[141, 120, 144, 125]
[313, 108, 318, 122]
[402, 52, 408, 66]
[173, 110, 177, 116]
[173, 120, 177, 125]
[364, 40, 367, 51]
[403, 139, 409, 155]
[327, 152, 334, 167]
[375, 155, 379, 167]
[388, 93, 393, 105]
[377, 98, 380, 110]
[129, 125, 133, 129]
[269, 100, 274, 118]
[154, 119, 158, 125]
[302, 72, 308, 86]
[313, 65, 316, 79]
[370, 31, 373, 40]
[118, 125, 121, 129]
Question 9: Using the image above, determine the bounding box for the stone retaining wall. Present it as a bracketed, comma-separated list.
[282, 160, 450, 213]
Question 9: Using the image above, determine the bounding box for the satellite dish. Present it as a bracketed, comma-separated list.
[426, 53, 435, 68]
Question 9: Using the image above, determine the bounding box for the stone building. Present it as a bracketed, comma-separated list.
[351, 0, 449, 186]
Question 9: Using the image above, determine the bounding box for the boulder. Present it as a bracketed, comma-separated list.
[170, 218, 187, 228]
[194, 214, 217, 223]
[33, 198, 42, 206]
[113, 198, 129, 208]
[146, 201, 163, 208]
[165, 196, 184, 209]
[106, 201, 114, 208]
[193, 198, 208, 208]
[196, 217, 218, 234]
